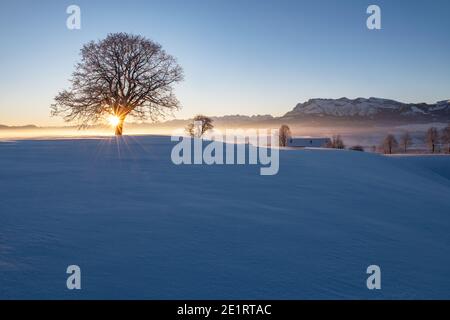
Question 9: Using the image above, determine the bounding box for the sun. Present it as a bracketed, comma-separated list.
[107, 115, 120, 127]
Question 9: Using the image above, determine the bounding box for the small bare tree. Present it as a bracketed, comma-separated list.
[186, 115, 214, 138]
[426, 127, 439, 153]
[400, 131, 412, 153]
[51, 33, 184, 135]
[441, 124, 450, 153]
[279, 125, 291, 147]
[326, 135, 345, 149]
[382, 134, 398, 154]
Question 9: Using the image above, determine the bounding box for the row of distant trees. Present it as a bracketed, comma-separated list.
[382, 125, 450, 154]
[185, 120, 450, 155]
[280, 124, 450, 154]
[186, 121, 348, 150]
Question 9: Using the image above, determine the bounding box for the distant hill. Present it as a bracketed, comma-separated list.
[0, 124, 39, 130]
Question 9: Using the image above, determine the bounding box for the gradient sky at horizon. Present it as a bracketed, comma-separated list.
[0, 0, 449, 126]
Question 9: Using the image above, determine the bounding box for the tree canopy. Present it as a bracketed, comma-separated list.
[52, 33, 184, 135]
[186, 115, 214, 138]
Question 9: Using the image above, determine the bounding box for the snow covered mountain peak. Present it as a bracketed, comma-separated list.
[284, 97, 450, 120]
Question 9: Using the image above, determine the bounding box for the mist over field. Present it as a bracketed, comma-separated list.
[1, 121, 447, 152]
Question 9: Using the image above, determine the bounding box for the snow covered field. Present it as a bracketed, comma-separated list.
[0, 136, 449, 299]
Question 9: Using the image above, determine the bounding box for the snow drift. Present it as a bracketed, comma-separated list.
[0, 136, 449, 299]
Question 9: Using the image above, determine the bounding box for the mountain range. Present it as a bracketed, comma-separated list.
[159, 97, 450, 127]
[283, 97, 450, 122]
[1, 97, 449, 130]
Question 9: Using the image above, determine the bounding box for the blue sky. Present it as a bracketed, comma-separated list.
[0, 0, 449, 126]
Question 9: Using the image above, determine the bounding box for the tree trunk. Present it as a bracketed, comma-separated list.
[115, 117, 125, 136]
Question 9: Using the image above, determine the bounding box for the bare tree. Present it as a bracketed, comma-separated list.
[400, 131, 412, 153]
[382, 134, 398, 154]
[326, 135, 345, 149]
[441, 124, 450, 153]
[186, 115, 214, 138]
[51, 33, 184, 135]
[279, 125, 291, 147]
[425, 127, 439, 153]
